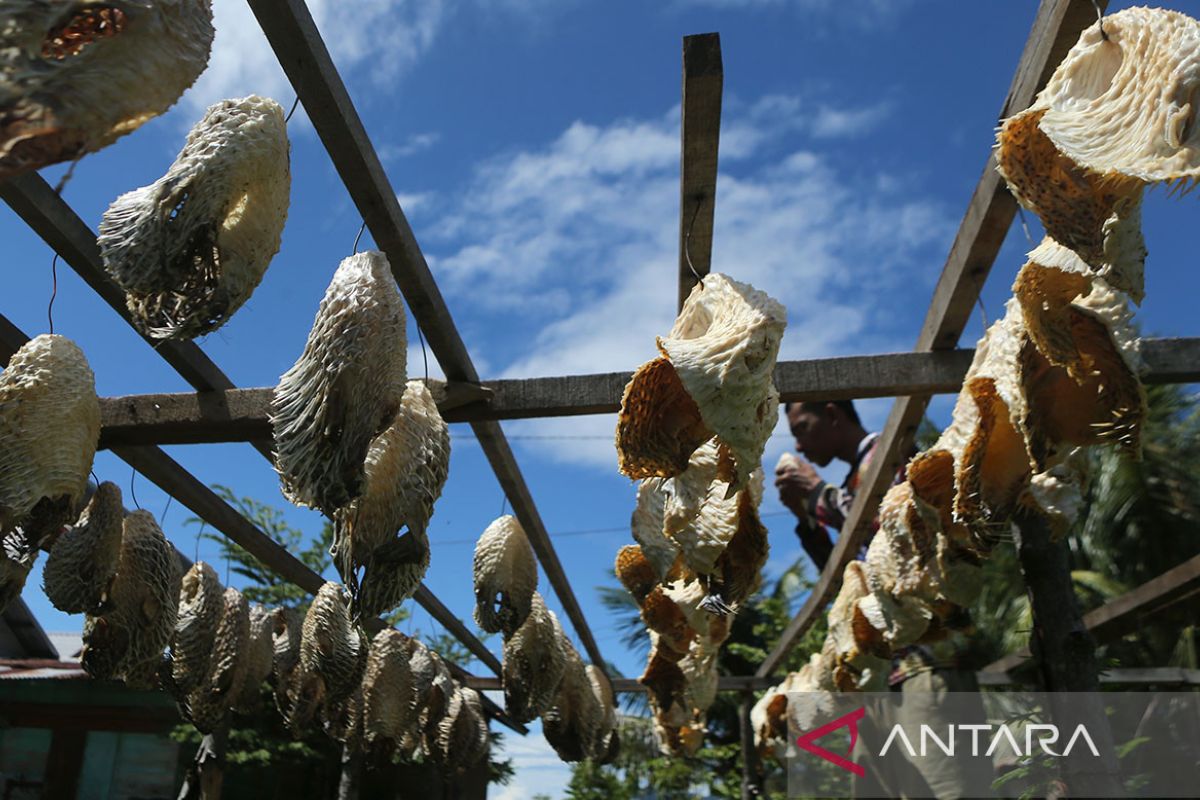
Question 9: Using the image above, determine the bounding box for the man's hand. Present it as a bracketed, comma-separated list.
[774, 452, 824, 516]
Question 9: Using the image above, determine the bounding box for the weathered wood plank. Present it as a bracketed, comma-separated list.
[246, 0, 608, 676]
[985, 552, 1200, 675]
[96, 338, 1197, 446]
[678, 32, 722, 311]
[756, 0, 1108, 679]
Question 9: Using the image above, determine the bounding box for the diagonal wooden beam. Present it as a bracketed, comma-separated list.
[0, 190, 507, 691]
[92, 339, 1200, 448]
[984, 552, 1200, 675]
[756, 0, 1109, 679]
[245, 0, 608, 675]
[678, 32, 722, 311]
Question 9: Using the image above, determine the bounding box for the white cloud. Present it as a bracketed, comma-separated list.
[416, 92, 952, 470]
[495, 721, 572, 799]
[380, 132, 441, 162]
[811, 102, 891, 138]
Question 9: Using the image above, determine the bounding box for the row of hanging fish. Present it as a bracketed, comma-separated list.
[754, 5, 1199, 755]
[43, 491, 490, 776]
[472, 514, 618, 763]
[613, 273, 786, 754]
[272, 250, 451, 620]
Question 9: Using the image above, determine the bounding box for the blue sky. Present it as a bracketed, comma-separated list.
[4, 1, 1199, 795]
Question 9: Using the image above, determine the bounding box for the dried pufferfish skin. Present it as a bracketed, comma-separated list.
[585, 664, 618, 761]
[617, 273, 786, 491]
[270, 606, 302, 717]
[0, 0, 214, 179]
[333, 379, 449, 619]
[502, 592, 566, 723]
[541, 640, 597, 763]
[98, 95, 290, 340]
[185, 587, 249, 733]
[0, 334, 99, 547]
[272, 250, 407, 514]
[473, 514, 538, 635]
[234, 604, 275, 712]
[286, 582, 367, 735]
[997, 8, 1200, 302]
[43, 481, 122, 613]
[359, 630, 416, 753]
[169, 560, 222, 697]
[630, 478, 680, 582]
[432, 686, 489, 773]
[81, 510, 180, 688]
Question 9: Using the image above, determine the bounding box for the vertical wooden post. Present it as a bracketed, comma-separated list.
[678, 33, 723, 311]
[43, 728, 87, 800]
[1014, 510, 1122, 796]
[739, 690, 764, 799]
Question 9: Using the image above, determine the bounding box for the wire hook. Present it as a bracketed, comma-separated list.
[352, 221, 367, 255]
[683, 196, 707, 291]
[129, 467, 141, 510]
[48, 254, 59, 335]
[285, 96, 301, 123]
[1091, 0, 1108, 41]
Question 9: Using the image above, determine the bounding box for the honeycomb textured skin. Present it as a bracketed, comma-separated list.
[0, 335, 99, 553]
[472, 514, 538, 635]
[585, 664, 617, 761]
[433, 685, 490, 773]
[359, 630, 416, 752]
[540, 639, 594, 763]
[617, 274, 786, 491]
[43, 481, 122, 613]
[270, 606, 302, 717]
[996, 8, 1200, 302]
[0, 0, 214, 179]
[98, 95, 290, 340]
[169, 560, 222, 697]
[185, 587, 249, 733]
[630, 479, 680, 581]
[333, 379, 449, 619]
[81, 510, 180, 689]
[234, 603, 275, 712]
[502, 592, 566, 723]
[286, 582, 366, 735]
[272, 251, 407, 514]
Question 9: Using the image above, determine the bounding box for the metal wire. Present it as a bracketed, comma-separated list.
[683, 197, 706, 290]
[195, 520, 206, 563]
[1091, 0, 1108, 41]
[47, 254, 59, 335]
[352, 221, 367, 255]
[416, 324, 430, 383]
[129, 467, 141, 509]
[285, 96, 301, 123]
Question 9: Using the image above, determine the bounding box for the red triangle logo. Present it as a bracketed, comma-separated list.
[795, 706, 866, 777]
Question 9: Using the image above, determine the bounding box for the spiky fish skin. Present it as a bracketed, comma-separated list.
[43, 481, 123, 614]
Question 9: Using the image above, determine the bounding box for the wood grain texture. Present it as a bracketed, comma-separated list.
[678, 32, 722, 311]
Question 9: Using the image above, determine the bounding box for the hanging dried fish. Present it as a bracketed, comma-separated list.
[617, 273, 786, 492]
[233, 604, 275, 712]
[286, 582, 367, 736]
[996, 7, 1200, 302]
[359, 630, 416, 756]
[98, 95, 291, 340]
[270, 606, 302, 717]
[502, 592, 566, 723]
[333, 379, 449, 619]
[540, 640, 593, 763]
[0, 334, 100, 608]
[472, 514, 538, 635]
[0, 0, 214, 178]
[185, 587, 249, 733]
[272, 251, 407, 514]
[169, 561, 223, 698]
[81, 510, 180, 688]
[630, 478, 681, 582]
[432, 685, 489, 773]
[585, 665, 617, 761]
[43, 481, 122, 614]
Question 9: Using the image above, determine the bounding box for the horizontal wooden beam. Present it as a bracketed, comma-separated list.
[94, 339, 1200, 448]
[984, 552, 1200, 675]
[246, 0, 607, 676]
[755, 0, 1110, 680]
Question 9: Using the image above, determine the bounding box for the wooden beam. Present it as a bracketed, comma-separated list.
[246, 0, 608, 676]
[94, 338, 1200, 448]
[678, 32, 722, 311]
[756, 0, 1108, 679]
[984, 551, 1200, 675]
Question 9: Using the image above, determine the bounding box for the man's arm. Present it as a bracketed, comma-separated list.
[776, 455, 839, 570]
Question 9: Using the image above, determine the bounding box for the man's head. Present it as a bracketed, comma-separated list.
[785, 400, 864, 467]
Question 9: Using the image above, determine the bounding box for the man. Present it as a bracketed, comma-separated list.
[775, 399, 989, 799]
[774, 399, 884, 570]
